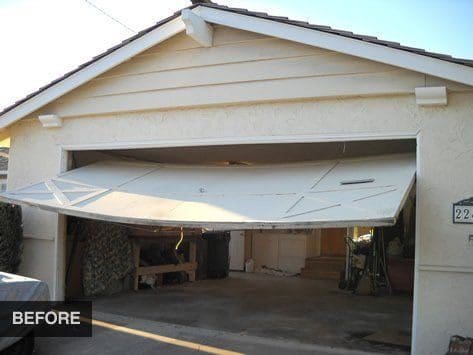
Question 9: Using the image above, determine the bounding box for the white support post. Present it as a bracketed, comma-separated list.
[181, 9, 213, 47]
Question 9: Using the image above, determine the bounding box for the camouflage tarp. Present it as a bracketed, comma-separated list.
[80, 220, 133, 296]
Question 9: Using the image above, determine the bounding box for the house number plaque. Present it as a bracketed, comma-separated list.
[453, 197, 473, 224]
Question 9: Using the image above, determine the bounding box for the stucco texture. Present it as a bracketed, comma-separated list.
[7, 91, 473, 354]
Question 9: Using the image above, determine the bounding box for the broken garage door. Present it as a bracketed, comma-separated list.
[0, 154, 415, 229]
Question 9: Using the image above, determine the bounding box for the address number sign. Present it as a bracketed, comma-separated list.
[453, 197, 473, 224]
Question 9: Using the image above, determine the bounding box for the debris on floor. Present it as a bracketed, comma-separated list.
[244, 258, 254, 273]
[140, 274, 159, 289]
[447, 335, 473, 354]
[363, 330, 411, 348]
[256, 265, 298, 277]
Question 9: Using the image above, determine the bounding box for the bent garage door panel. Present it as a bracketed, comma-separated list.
[0, 154, 415, 229]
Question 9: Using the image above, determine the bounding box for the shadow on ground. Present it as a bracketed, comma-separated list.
[87, 272, 412, 353]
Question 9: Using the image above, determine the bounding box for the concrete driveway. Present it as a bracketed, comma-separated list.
[37, 273, 411, 354]
[36, 311, 390, 355]
[92, 273, 411, 351]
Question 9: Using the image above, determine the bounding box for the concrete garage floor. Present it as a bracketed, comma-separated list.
[37, 273, 412, 354]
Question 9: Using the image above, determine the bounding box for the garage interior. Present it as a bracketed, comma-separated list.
[58, 140, 417, 353]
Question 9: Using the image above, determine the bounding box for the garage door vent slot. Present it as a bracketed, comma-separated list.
[340, 178, 375, 185]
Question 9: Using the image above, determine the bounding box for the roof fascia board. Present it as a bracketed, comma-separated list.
[195, 6, 473, 87]
[0, 16, 186, 129]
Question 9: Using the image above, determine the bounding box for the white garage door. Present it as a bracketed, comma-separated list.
[0, 154, 415, 229]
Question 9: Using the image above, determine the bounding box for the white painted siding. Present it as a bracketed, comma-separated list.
[40, 26, 470, 117]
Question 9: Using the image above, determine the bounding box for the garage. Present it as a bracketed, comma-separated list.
[3, 141, 417, 352]
[1, 1, 472, 353]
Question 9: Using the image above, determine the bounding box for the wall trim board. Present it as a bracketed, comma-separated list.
[418, 264, 473, 274]
[60, 131, 419, 152]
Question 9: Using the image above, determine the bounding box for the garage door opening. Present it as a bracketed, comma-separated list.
[3, 139, 417, 353]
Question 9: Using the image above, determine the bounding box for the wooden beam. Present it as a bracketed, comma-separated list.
[188, 241, 197, 282]
[129, 228, 202, 238]
[181, 9, 213, 47]
[137, 262, 197, 276]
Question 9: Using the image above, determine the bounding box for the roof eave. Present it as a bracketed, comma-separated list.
[0, 10, 189, 129]
[1, 3, 473, 129]
[195, 5, 473, 87]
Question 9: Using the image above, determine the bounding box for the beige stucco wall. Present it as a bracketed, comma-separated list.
[4, 25, 473, 354]
[8, 92, 473, 353]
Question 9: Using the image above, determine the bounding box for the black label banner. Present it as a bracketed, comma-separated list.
[0, 301, 92, 337]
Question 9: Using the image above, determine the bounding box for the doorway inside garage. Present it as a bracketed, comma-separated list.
[56, 139, 417, 353]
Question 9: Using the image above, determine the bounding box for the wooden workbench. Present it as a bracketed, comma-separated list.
[130, 228, 200, 290]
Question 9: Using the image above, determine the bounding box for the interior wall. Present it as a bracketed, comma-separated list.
[320, 228, 347, 257]
[251, 229, 318, 273]
[306, 229, 321, 258]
